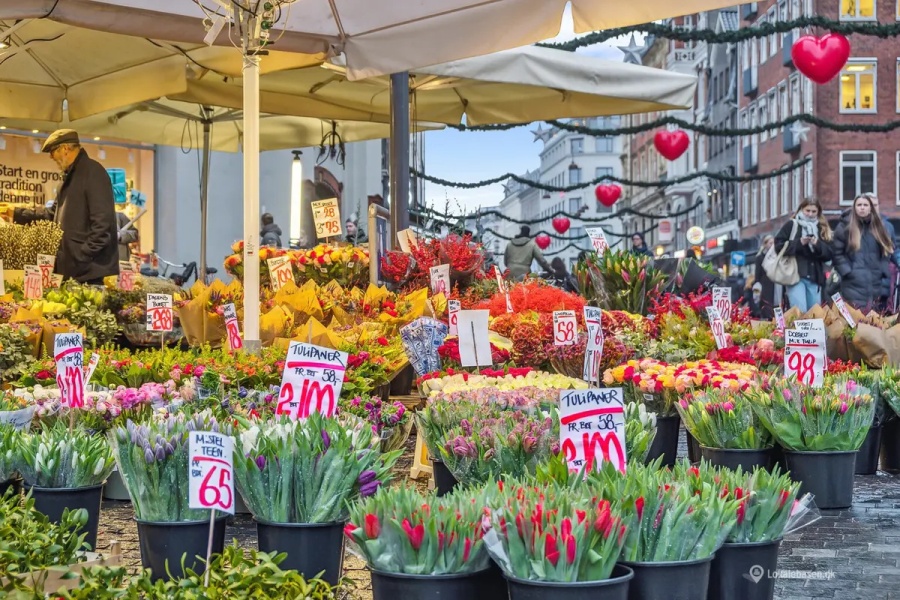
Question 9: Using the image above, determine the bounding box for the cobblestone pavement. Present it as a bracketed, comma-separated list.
[93, 432, 900, 599]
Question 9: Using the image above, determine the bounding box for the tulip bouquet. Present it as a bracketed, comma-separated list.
[624, 402, 657, 464]
[748, 376, 875, 451]
[575, 250, 666, 316]
[110, 412, 231, 521]
[234, 414, 400, 524]
[345, 486, 491, 575]
[676, 388, 773, 449]
[15, 422, 115, 489]
[339, 396, 412, 453]
[295, 244, 369, 289]
[482, 480, 627, 582]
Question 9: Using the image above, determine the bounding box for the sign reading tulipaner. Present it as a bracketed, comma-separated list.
[54, 332, 84, 409]
[188, 431, 235, 515]
[559, 387, 627, 474]
[276, 342, 348, 420]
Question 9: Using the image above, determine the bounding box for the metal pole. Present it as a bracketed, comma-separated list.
[199, 116, 211, 284]
[242, 50, 261, 352]
[389, 72, 410, 246]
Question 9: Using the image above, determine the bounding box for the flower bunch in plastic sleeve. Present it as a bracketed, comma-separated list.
[16, 421, 115, 489]
[339, 396, 412, 453]
[345, 485, 491, 575]
[233, 418, 297, 523]
[624, 402, 657, 464]
[748, 375, 875, 451]
[482, 479, 626, 582]
[676, 388, 773, 450]
[716, 465, 818, 543]
[110, 412, 230, 521]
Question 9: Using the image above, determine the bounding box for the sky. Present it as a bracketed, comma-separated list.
[420, 7, 635, 216]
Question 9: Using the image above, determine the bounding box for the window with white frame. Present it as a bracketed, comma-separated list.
[595, 166, 613, 181]
[759, 16, 768, 59]
[792, 163, 802, 209]
[751, 37, 759, 76]
[840, 60, 877, 113]
[568, 198, 581, 213]
[781, 171, 790, 215]
[759, 97, 769, 142]
[570, 138, 584, 154]
[803, 0, 813, 15]
[771, 172, 780, 218]
[897, 152, 900, 205]
[840, 0, 876, 19]
[767, 7, 778, 56]
[760, 178, 769, 221]
[570, 168, 582, 185]
[741, 40, 750, 72]
[779, 82, 788, 133]
[840, 151, 877, 204]
[790, 74, 801, 116]
[739, 108, 748, 148]
[790, 0, 801, 38]
[751, 181, 759, 224]
[804, 156, 813, 199]
[742, 184, 750, 225]
[803, 77, 814, 113]
[897, 60, 900, 112]
[897, 0, 900, 18]
[596, 137, 614, 152]
[768, 89, 778, 126]
[750, 106, 759, 164]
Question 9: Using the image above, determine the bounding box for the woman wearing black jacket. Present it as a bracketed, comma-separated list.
[774, 198, 833, 313]
[832, 194, 894, 311]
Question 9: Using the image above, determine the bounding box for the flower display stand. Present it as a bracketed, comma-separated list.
[409, 428, 433, 482]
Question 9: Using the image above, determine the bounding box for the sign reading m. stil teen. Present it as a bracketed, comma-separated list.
[559, 387, 627, 474]
[188, 431, 235, 515]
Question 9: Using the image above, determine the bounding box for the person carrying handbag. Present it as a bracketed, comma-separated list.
[771, 199, 833, 313]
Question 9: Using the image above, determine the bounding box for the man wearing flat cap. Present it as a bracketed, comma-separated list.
[42, 129, 119, 284]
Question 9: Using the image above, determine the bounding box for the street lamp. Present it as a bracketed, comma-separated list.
[290, 150, 303, 246]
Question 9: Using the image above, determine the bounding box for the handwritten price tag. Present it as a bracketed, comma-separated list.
[429, 264, 450, 297]
[712, 286, 732, 323]
[84, 353, 100, 384]
[494, 269, 513, 313]
[831, 293, 856, 328]
[583, 307, 604, 383]
[118, 262, 135, 291]
[24, 265, 42, 300]
[559, 387, 627, 474]
[585, 227, 609, 256]
[553, 310, 577, 346]
[188, 431, 235, 515]
[223, 303, 242, 352]
[448, 299, 460, 336]
[311, 198, 343, 240]
[37, 254, 55, 289]
[276, 342, 348, 420]
[267, 256, 294, 292]
[705, 306, 728, 350]
[784, 328, 825, 387]
[54, 332, 85, 409]
[146, 293, 174, 332]
[774, 307, 785, 332]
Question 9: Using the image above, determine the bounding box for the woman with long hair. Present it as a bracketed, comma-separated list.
[547, 256, 579, 293]
[833, 194, 895, 311]
[773, 198, 833, 313]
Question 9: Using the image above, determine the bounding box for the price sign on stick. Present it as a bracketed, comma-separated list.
[188, 431, 235, 515]
[559, 388, 627, 474]
[24, 266, 42, 300]
[583, 307, 604, 383]
[223, 303, 242, 352]
[774, 307, 786, 333]
[784, 328, 826, 387]
[311, 198, 343, 239]
[448, 299, 460, 336]
[585, 227, 609, 256]
[37, 254, 55, 289]
[712, 287, 732, 323]
[146, 294, 174, 332]
[429, 264, 450, 296]
[706, 306, 729, 350]
[83, 353, 100, 385]
[457, 310, 492, 367]
[831, 293, 857, 328]
[267, 256, 294, 292]
[276, 342, 348, 419]
[118, 262, 135, 291]
[494, 269, 513, 313]
[54, 333, 85, 409]
[0, 259, 5, 296]
[553, 310, 577, 346]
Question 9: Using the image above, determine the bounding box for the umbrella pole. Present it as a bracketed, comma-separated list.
[389, 72, 411, 247]
[242, 51, 262, 352]
[199, 118, 211, 285]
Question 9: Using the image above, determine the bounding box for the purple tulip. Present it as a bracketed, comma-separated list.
[155, 446, 166, 461]
[359, 480, 382, 497]
[255, 455, 267, 471]
[322, 430, 331, 449]
[144, 448, 155, 464]
[358, 470, 378, 484]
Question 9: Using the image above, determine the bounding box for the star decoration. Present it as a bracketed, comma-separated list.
[618, 34, 644, 65]
[789, 121, 810, 143]
[531, 124, 552, 144]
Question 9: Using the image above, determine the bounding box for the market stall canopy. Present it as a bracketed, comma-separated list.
[7, 0, 744, 80]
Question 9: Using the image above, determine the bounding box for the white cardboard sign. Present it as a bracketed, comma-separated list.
[583, 307, 603, 383]
[457, 309, 492, 367]
[784, 327, 826, 387]
[553, 310, 577, 346]
[712, 286, 732, 323]
[54, 332, 85, 409]
[559, 387, 627, 474]
[223, 303, 242, 351]
[188, 431, 235, 515]
[146, 293, 174, 332]
[448, 299, 460, 336]
[276, 342, 348, 419]
[311, 198, 343, 239]
[429, 264, 451, 297]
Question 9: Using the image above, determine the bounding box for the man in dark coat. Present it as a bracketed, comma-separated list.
[43, 129, 119, 284]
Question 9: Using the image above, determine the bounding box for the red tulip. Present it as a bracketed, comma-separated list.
[400, 518, 425, 550]
[463, 537, 473, 562]
[565, 534, 577, 564]
[344, 524, 357, 540]
[635, 497, 645, 520]
[545, 533, 560, 567]
[364, 513, 381, 538]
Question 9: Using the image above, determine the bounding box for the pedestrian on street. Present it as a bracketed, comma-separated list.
[504, 225, 552, 281]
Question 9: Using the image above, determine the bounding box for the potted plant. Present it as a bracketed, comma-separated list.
[707, 467, 817, 600]
[749, 376, 874, 509]
[234, 414, 400, 585]
[874, 367, 900, 473]
[676, 388, 775, 471]
[0, 424, 20, 496]
[345, 486, 497, 600]
[16, 422, 115, 549]
[482, 480, 633, 599]
[852, 369, 885, 475]
[109, 413, 231, 580]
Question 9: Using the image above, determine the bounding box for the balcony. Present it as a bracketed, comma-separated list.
[783, 125, 801, 153]
[742, 145, 758, 173]
[741, 2, 758, 20]
[742, 67, 758, 96]
[782, 31, 794, 66]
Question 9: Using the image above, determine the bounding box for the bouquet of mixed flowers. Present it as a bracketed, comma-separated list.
[346, 486, 491, 575]
[748, 376, 875, 451]
[575, 250, 665, 316]
[295, 244, 369, 289]
[16, 422, 115, 488]
[676, 388, 773, 449]
[340, 396, 412, 453]
[234, 414, 400, 524]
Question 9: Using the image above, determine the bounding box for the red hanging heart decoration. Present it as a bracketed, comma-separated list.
[552, 217, 570, 234]
[595, 184, 622, 208]
[535, 233, 551, 250]
[791, 33, 851, 84]
[653, 130, 690, 161]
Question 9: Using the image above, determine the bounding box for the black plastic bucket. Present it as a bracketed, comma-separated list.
[256, 520, 344, 585]
[782, 450, 857, 509]
[880, 417, 900, 473]
[0, 477, 22, 498]
[370, 566, 491, 600]
[646, 415, 680, 467]
[390, 364, 415, 396]
[136, 516, 228, 581]
[856, 424, 883, 475]
[28, 484, 103, 549]
[700, 447, 775, 472]
[708, 539, 781, 600]
[620, 555, 713, 600]
[506, 564, 634, 600]
[687, 432, 702, 464]
[431, 459, 458, 497]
